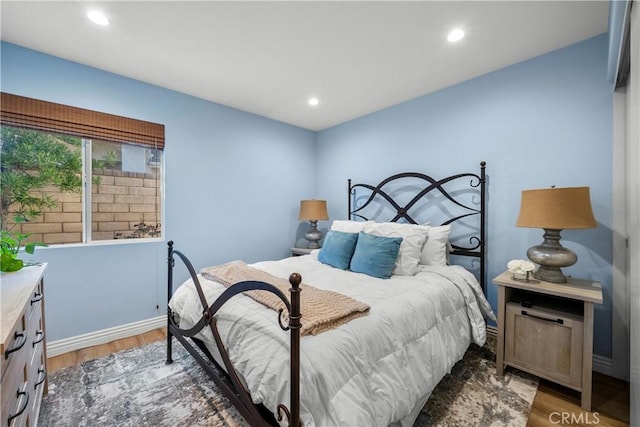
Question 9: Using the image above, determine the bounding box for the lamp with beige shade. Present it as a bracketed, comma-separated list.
[298, 200, 329, 249]
[516, 186, 597, 283]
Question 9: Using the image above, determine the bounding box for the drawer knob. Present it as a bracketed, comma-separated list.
[32, 330, 45, 347]
[7, 387, 30, 424]
[31, 292, 43, 305]
[35, 367, 47, 389]
[4, 331, 26, 359]
[521, 310, 564, 325]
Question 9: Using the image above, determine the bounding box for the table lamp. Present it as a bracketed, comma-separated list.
[516, 186, 597, 283]
[298, 200, 329, 249]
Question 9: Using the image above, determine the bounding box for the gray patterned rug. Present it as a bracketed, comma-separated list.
[40, 336, 538, 427]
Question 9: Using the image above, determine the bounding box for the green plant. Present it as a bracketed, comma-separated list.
[1, 127, 119, 251]
[91, 150, 118, 186]
[1, 229, 47, 272]
[1, 126, 82, 229]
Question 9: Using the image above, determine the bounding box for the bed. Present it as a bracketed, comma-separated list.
[166, 162, 494, 427]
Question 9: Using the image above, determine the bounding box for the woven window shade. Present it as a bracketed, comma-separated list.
[0, 92, 164, 149]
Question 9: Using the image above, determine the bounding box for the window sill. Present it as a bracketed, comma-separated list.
[35, 237, 164, 250]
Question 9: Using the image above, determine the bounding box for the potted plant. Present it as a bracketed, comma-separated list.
[0, 230, 47, 273]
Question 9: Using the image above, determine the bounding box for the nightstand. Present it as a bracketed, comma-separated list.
[493, 271, 603, 411]
[290, 247, 313, 257]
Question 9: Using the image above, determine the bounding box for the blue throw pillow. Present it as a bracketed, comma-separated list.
[317, 230, 359, 270]
[350, 232, 403, 279]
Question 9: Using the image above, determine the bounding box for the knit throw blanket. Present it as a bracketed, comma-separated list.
[200, 261, 370, 336]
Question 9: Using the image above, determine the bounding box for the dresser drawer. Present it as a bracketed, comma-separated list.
[505, 302, 584, 388]
[26, 280, 44, 319]
[1, 350, 29, 427]
[27, 301, 45, 360]
[28, 344, 47, 424]
[1, 313, 28, 382]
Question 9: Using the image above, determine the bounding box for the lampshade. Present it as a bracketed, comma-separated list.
[516, 186, 596, 284]
[298, 200, 329, 221]
[516, 187, 596, 230]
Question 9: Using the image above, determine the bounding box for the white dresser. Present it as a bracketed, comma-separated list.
[1, 264, 48, 427]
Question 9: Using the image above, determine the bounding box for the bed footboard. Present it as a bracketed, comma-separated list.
[166, 241, 301, 427]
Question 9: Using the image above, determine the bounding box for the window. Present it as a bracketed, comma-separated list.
[0, 93, 164, 245]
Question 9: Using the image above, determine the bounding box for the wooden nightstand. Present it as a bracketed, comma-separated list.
[493, 271, 603, 411]
[290, 247, 313, 256]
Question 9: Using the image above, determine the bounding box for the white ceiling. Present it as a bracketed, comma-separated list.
[1, 1, 609, 131]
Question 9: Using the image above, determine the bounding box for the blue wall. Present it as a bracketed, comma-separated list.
[315, 34, 614, 357]
[0, 42, 317, 341]
[1, 34, 615, 358]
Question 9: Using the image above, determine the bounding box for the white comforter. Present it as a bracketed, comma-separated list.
[169, 253, 495, 427]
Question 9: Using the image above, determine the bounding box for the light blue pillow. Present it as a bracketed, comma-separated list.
[350, 232, 403, 279]
[317, 230, 359, 270]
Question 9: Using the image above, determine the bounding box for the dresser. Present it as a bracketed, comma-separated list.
[493, 270, 602, 411]
[1, 264, 48, 427]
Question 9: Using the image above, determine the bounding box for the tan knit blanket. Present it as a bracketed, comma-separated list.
[200, 261, 370, 336]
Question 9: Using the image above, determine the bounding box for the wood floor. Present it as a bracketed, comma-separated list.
[47, 328, 168, 373]
[527, 373, 629, 427]
[48, 328, 630, 426]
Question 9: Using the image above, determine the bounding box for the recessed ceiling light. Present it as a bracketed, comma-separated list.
[308, 97, 319, 107]
[87, 10, 109, 26]
[447, 28, 465, 43]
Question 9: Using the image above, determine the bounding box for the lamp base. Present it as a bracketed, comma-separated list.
[531, 265, 569, 284]
[304, 220, 324, 250]
[526, 228, 577, 284]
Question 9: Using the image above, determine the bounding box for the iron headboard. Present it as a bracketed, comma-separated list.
[348, 161, 487, 291]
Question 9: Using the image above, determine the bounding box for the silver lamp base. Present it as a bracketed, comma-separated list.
[527, 228, 577, 283]
[304, 220, 324, 249]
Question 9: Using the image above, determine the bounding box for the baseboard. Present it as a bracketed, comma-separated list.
[486, 325, 497, 339]
[487, 325, 615, 378]
[47, 316, 165, 357]
[593, 354, 614, 377]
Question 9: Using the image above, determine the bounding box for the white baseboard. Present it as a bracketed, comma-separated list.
[47, 316, 165, 357]
[486, 325, 497, 339]
[593, 354, 614, 377]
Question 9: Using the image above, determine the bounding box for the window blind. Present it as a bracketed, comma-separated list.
[0, 92, 164, 149]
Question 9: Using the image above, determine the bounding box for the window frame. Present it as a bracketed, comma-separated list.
[0, 93, 165, 246]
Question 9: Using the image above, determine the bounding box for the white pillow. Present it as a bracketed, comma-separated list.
[330, 220, 370, 233]
[363, 222, 430, 276]
[419, 224, 451, 266]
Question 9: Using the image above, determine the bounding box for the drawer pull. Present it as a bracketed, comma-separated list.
[521, 310, 564, 325]
[35, 368, 47, 388]
[32, 330, 45, 347]
[4, 331, 26, 359]
[31, 292, 43, 305]
[7, 387, 29, 424]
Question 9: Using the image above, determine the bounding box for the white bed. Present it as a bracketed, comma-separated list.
[169, 250, 494, 427]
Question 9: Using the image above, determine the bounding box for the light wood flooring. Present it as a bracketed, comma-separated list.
[48, 328, 630, 426]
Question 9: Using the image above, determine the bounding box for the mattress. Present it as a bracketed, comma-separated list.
[169, 252, 495, 427]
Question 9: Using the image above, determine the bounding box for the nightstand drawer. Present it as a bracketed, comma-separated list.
[505, 302, 583, 388]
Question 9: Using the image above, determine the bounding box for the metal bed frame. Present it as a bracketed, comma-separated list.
[166, 243, 301, 426]
[166, 161, 487, 426]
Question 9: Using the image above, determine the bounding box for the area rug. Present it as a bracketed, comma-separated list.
[39, 336, 538, 427]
